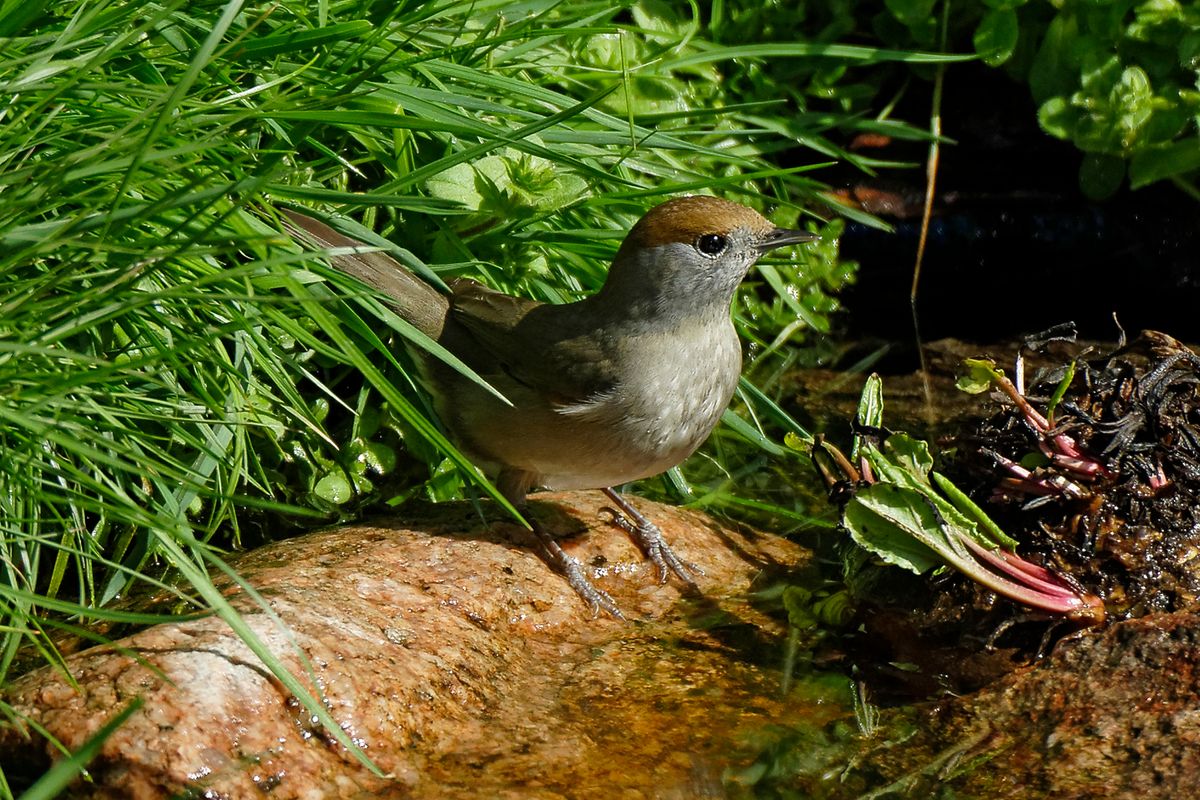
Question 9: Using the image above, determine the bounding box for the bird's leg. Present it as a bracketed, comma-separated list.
[529, 518, 625, 620]
[501, 469, 625, 618]
[600, 488, 701, 586]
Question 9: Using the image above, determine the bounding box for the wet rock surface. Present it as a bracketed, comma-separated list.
[880, 610, 1200, 799]
[0, 492, 812, 799]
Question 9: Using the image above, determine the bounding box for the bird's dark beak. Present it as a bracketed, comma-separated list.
[757, 228, 819, 253]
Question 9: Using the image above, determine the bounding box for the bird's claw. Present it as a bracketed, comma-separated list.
[600, 505, 702, 586]
[556, 550, 625, 620]
[532, 519, 625, 620]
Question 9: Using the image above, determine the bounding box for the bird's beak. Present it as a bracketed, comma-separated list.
[757, 228, 819, 253]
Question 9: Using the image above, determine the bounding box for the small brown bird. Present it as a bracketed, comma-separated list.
[282, 196, 815, 617]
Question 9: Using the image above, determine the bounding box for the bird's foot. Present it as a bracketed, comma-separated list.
[531, 519, 625, 620]
[600, 488, 702, 586]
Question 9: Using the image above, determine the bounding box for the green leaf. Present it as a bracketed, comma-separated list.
[1112, 66, 1155, 148]
[314, 472, 353, 505]
[931, 471, 1019, 549]
[738, 376, 813, 444]
[236, 20, 374, 58]
[1037, 95, 1076, 140]
[782, 585, 819, 629]
[1045, 359, 1078, 423]
[974, 9, 1020, 67]
[1029, 12, 1080, 103]
[660, 42, 974, 71]
[956, 358, 1003, 394]
[0, 0, 47, 36]
[813, 590, 856, 627]
[859, 441, 997, 553]
[784, 431, 809, 453]
[1130, 138, 1200, 187]
[855, 374, 885, 430]
[425, 162, 484, 211]
[721, 409, 790, 457]
[851, 373, 884, 462]
[883, 433, 933, 480]
[885, 0, 938, 30]
[843, 483, 943, 574]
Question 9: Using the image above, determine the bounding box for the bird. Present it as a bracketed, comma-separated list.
[281, 196, 816, 617]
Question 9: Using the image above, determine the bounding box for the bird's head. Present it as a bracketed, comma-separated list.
[601, 195, 817, 318]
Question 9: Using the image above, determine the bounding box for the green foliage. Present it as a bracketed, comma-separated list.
[736, 0, 1199, 197]
[1027, 1, 1200, 194]
[956, 357, 1006, 394]
[807, 374, 1098, 618]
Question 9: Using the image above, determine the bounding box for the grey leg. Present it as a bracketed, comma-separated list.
[531, 518, 625, 620]
[600, 488, 700, 586]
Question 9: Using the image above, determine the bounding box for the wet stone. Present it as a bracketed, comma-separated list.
[0, 492, 816, 798]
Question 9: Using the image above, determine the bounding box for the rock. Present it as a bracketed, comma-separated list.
[788, 610, 1200, 799]
[920, 610, 1200, 799]
[0, 492, 809, 798]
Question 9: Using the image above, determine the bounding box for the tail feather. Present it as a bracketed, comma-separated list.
[280, 209, 449, 340]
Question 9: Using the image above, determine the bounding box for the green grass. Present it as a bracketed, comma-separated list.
[0, 0, 954, 793]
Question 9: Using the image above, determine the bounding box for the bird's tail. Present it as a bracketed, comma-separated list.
[280, 209, 450, 340]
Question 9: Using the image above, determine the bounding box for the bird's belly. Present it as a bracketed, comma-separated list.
[525, 402, 720, 490]
[506, 331, 741, 490]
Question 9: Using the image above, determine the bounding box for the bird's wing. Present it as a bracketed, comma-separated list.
[449, 279, 618, 409]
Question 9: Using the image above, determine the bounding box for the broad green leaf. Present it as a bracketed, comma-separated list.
[1029, 12, 1080, 103]
[844, 483, 943, 574]
[851, 373, 884, 462]
[855, 373, 885, 430]
[314, 472, 353, 505]
[859, 441, 997, 554]
[1130, 139, 1200, 187]
[1037, 95, 1076, 141]
[425, 162, 486, 211]
[883, 433, 933, 480]
[974, 9, 1019, 67]
[784, 431, 808, 453]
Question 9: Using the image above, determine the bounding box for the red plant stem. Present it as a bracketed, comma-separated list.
[963, 538, 1080, 601]
[993, 372, 1089, 460]
[994, 549, 1063, 584]
[858, 456, 875, 484]
[1041, 448, 1107, 478]
[997, 477, 1061, 497]
[991, 449, 1089, 499]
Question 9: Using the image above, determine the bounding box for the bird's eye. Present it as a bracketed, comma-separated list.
[696, 233, 728, 257]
